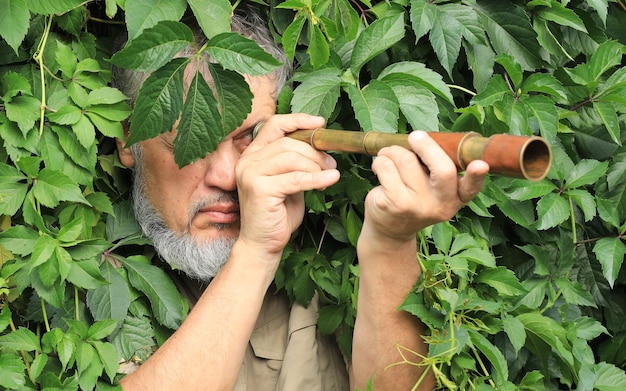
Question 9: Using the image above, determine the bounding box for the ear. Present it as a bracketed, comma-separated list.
[116, 122, 136, 168]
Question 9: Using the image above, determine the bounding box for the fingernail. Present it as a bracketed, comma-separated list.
[409, 130, 426, 141]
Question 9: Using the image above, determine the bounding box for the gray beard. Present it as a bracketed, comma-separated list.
[130, 145, 237, 282]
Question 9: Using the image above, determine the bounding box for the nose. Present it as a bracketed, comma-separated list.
[202, 139, 239, 191]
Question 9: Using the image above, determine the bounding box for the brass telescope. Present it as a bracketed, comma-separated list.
[287, 129, 552, 182]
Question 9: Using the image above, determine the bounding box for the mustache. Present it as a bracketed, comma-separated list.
[187, 191, 239, 227]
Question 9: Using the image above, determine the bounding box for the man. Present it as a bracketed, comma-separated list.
[113, 9, 488, 391]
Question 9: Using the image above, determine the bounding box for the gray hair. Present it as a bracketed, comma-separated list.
[111, 8, 292, 105]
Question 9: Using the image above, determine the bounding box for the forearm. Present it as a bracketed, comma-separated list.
[351, 227, 435, 390]
[120, 242, 278, 391]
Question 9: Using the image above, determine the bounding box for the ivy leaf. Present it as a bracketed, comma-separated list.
[522, 73, 568, 100]
[378, 61, 454, 105]
[428, 9, 463, 78]
[475, 266, 526, 296]
[469, 330, 509, 386]
[347, 80, 399, 133]
[317, 304, 345, 335]
[554, 278, 597, 307]
[535, 2, 587, 32]
[110, 21, 194, 72]
[282, 15, 306, 60]
[535, 192, 569, 230]
[593, 362, 626, 390]
[525, 95, 559, 141]
[565, 159, 609, 189]
[566, 189, 596, 222]
[127, 58, 187, 146]
[206, 32, 282, 76]
[291, 68, 342, 119]
[471, 75, 509, 107]
[592, 237, 626, 288]
[119, 256, 185, 330]
[589, 40, 624, 81]
[111, 316, 155, 360]
[0, 0, 30, 55]
[0, 326, 41, 351]
[87, 320, 120, 341]
[380, 77, 438, 131]
[187, 0, 232, 40]
[32, 168, 89, 208]
[308, 23, 330, 69]
[409, 0, 436, 41]
[350, 13, 405, 76]
[594, 101, 621, 145]
[91, 340, 120, 382]
[26, 0, 84, 15]
[502, 314, 526, 354]
[87, 262, 131, 322]
[174, 72, 223, 167]
[208, 64, 253, 134]
[125, 0, 187, 40]
[0, 225, 39, 256]
[472, 0, 543, 71]
[0, 354, 26, 389]
[4, 95, 41, 135]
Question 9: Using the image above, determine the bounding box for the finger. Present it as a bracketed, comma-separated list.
[248, 114, 325, 153]
[457, 160, 489, 204]
[375, 145, 430, 192]
[246, 169, 341, 197]
[241, 137, 338, 173]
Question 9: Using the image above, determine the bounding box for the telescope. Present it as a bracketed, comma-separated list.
[287, 129, 552, 182]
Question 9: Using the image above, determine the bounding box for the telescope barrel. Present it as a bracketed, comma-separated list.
[287, 129, 552, 181]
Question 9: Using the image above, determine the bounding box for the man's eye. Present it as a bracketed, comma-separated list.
[234, 129, 254, 152]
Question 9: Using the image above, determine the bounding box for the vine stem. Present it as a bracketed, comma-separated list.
[40, 297, 51, 332]
[447, 84, 476, 96]
[9, 316, 34, 382]
[568, 195, 577, 244]
[471, 345, 496, 389]
[33, 15, 54, 137]
[74, 285, 80, 321]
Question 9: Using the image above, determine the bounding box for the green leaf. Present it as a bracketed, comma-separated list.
[350, 13, 405, 76]
[67, 260, 107, 290]
[536, 2, 587, 32]
[110, 21, 194, 72]
[469, 330, 509, 386]
[554, 278, 597, 307]
[589, 40, 625, 81]
[593, 362, 626, 391]
[594, 101, 621, 145]
[471, 75, 509, 107]
[317, 304, 345, 335]
[188, 0, 231, 39]
[428, 9, 463, 78]
[0, 225, 39, 256]
[111, 316, 155, 360]
[5, 95, 41, 135]
[173, 72, 223, 167]
[346, 205, 362, 248]
[48, 105, 82, 125]
[282, 15, 306, 60]
[535, 192, 569, 230]
[381, 77, 438, 131]
[592, 237, 626, 288]
[0, 0, 30, 55]
[88, 319, 120, 340]
[87, 262, 132, 322]
[291, 68, 342, 119]
[565, 159, 609, 189]
[127, 58, 187, 146]
[0, 354, 26, 389]
[26, 0, 84, 15]
[0, 326, 41, 351]
[522, 73, 567, 100]
[1, 71, 31, 101]
[347, 80, 399, 133]
[502, 314, 526, 354]
[472, 0, 543, 71]
[524, 94, 559, 142]
[475, 267, 527, 296]
[32, 168, 89, 208]
[566, 189, 597, 222]
[91, 340, 120, 382]
[125, 0, 187, 40]
[208, 65, 253, 134]
[206, 32, 282, 76]
[308, 23, 330, 69]
[120, 256, 185, 329]
[378, 61, 454, 105]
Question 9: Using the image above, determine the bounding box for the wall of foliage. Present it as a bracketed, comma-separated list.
[0, 0, 625, 389]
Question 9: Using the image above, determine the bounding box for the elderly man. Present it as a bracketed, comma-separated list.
[113, 9, 488, 391]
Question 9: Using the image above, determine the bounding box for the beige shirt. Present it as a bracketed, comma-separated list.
[170, 272, 350, 391]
